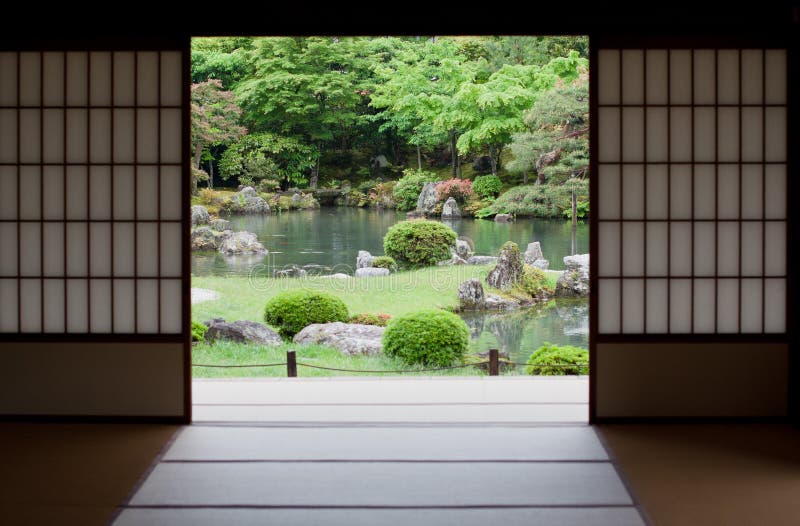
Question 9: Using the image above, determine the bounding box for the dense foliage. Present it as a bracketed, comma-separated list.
[191, 321, 208, 342]
[525, 343, 589, 375]
[436, 178, 474, 203]
[349, 313, 392, 327]
[475, 180, 588, 219]
[382, 309, 470, 367]
[383, 220, 457, 267]
[219, 133, 318, 188]
[264, 290, 349, 338]
[518, 265, 550, 296]
[472, 175, 503, 199]
[371, 256, 398, 272]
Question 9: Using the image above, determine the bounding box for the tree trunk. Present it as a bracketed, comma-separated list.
[207, 159, 214, 189]
[537, 169, 546, 185]
[488, 145, 498, 176]
[309, 154, 320, 190]
[192, 143, 203, 195]
[457, 155, 462, 178]
[450, 130, 457, 178]
[523, 170, 528, 185]
[417, 144, 422, 171]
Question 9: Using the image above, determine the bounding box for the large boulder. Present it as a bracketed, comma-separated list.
[218, 231, 267, 255]
[523, 242, 544, 264]
[355, 267, 390, 277]
[273, 265, 307, 278]
[190, 226, 218, 251]
[441, 197, 461, 219]
[494, 213, 513, 223]
[356, 250, 375, 269]
[209, 218, 231, 232]
[416, 182, 439, 214]
[191, 205, 210, 226]
[457, 279, 485, 310]
[294, 322, 385, 356]
[204, 318, 283, 346]
[555, 254, 590, 297]
[485, 241, 523, 291]
[225, 186, 271, 214]
[466, 255, 498, 265]
[456, 238, 474, 260]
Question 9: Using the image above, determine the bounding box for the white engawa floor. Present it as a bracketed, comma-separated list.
[113, 377, 648, 526]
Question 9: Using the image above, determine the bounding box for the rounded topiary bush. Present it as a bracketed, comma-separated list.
[525, 343, 589, 375]
[383, 220, 457, 267]
[371, 256, 398, 272]
[382, 309, 470, 367]
[264, 290, 349, 338]
[472, 174, 503, 199]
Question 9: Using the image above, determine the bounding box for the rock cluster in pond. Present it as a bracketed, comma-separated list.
[494, 213, 513, 223]
[486, 242, 523, 291]
[555, 254, 590, 297]
[273, 265, 307, 278]
[191, 205, 211, 226]
[218, 231, 267, 255]
[441, 197, 461, 219]
[209, 218, 231, 231]
[190, 226, 219, 251]
[224, 186, 271, 215]
[204, 318, 282, 346]
[523, 241, 549, 270]
[355, 267, 390, 277]
[416, 182, 439, 214]
[293, 322, 385, 355]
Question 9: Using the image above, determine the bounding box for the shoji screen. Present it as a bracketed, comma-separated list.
[0, 46, 189, 420]
[592, 45, 790, 419]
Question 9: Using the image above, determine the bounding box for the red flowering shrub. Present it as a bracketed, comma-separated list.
[436, 178, 474, 203]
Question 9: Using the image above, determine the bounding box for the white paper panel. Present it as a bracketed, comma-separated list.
[89, 109, 111, 163]
[136, 109, 158, 163]
[669, 50, 692, 104]
[740, 222, 762, 276]
[66, 223, 88, 277]
[622, 108, 644, 162]
[42, 109, 64, 163]
[0, 224, 16, 275]
[0, 53, 17, 105]
[0, 110, 17, 162]
[113, 279, 135, 332]
[19, 52, 41, 107]
[716, 50, 739, 104]
[43, 279, 65, 333]
[764, 222, 785, 276]
[740, 165, 762, 219]
[717, 223, 740, 276]
[160, 279, 182, 334]
[19, 279, 41, 332]
[137, 167, 158, 219]
[693, 222, 715, 277]
[693, 165, 715, 219]
[622, 223, 644, 276]
[160, 52, 183, 106]
[646, 279, 668, 333]
[137, 224, 159, 277]
[42, 53, 64, 106]
[646, 165, 668, 220]
[669, 222, 691, 275]
[66, 109, 87, 163]
[645, 50, 668, 104]
[19, 222, 41, 276]
[692, 50, 715, 104]
[717, 279, 739, 333]
[89, 52, 112, 106]
[717, 108, 738, 162]
[764, 279, 785, 333]
[598, 108, 619, 162]
[65, 167, 87, 219]
[113, 166, 135, 220]
[693, 107, 715, 162]
[669, 108, 692, 162]
[764, 165, 786, 219]
[89, 166, 111, 220]
[113, 52, 135, 105]
[42, 223, 64, 276]
[89, 223, 111, 276]
[137, 52, 159, 106]
[90, 279, 112, 333]
[160, 166, 182, 221]
[669, 164, 692, 219]
[621, 50, 643, 104]
[693, 278, 715, 333]
[597, 50, 619, 105]
[764, 50, 786, 104]
[646, 108, 668, 162]
[160, 223, 182, 277]
[717, 165, 739, 219]
[19, 109, 40, 162]
[741, 107, 762, 162]
[621, 165, 644, 219]
[137, 279, 159, 333]
[598, 279, 620, 333]
[160, 109, 182, 163]
[598, 223, 620, 276]
[113, 222, 135, 276]
[66, 52, 88, 106]
[0, 279, 18, 331]
[66, 278, 88, 333]
[622, 279, 644, 333]
[113, 108, 135, 163]
[740, 50, 763, 104]
[669, 279, 692, 333]
[0, 166, 16, 219]
[19, 166, 40, 220]
[598, 165, 620, 220]
[764, 108, 786, 162]
[740, 278, 762, 333]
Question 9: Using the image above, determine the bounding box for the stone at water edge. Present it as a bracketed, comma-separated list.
[416, 182, 439, 213]
[218, 231, 267, 255]
[355, 267, 390, 277]
[226, 186, 271, 214]
[457, 279, 486, 310]
[209, 218, 231, 231]
[319, 273, 351, 279]
[204, 319, 283, 346]
[485, 242, 524, 291]
[190, 205, 210, 226]
[455, 239, 474, 260]
[273, 265, 307, 278]
[294, 322, 385, 356]
[190, 226, 221, 251]
[466, 255, 498, 265]
[555, 253, 590, 297]
[494, 213, 513, 223]
[356, 250, 376, 269]
[441, 197, 461, 218]
[406, 210, 425, 219]
[523, 242, 544, 264]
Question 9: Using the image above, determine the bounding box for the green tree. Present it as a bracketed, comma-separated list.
[218, 133, 318, 189]
[191, 37, 255, 88]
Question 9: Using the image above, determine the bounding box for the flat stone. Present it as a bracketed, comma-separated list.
[293, 322, 385, 355]
[204, 319, 283, 346]
[494, 213, 513, 223]
[466, 255, 498, 265]
[355, 267, 390, 277]
[319, 273, 351, 279]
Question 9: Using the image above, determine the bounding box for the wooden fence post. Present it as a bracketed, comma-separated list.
[287, 351, 297, 377]
[489, 348, 499, 376]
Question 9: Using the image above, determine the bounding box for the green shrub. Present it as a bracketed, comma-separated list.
[349, 312, 392, 326]
[191, 321, 208, 342]
[371, 256, 398, 272]
[562, 199, 590, 220]
[525, 342, 589, 375]
[383, 220, 457, 267]
[382, 309, 470, 367]
[475, 181, 588, 219]
[264, 290, 349, 338]
[518, 265, 549, 296]
[472, 175, 503, 199]
[392, 169, 439, 211]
